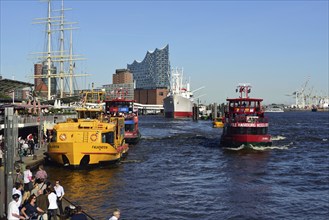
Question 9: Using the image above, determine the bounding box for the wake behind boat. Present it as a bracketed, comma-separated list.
[220, 83, 272, 148]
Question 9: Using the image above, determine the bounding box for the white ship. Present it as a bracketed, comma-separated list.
[265, 106, 284, 113]
[163, 68, 194, 118]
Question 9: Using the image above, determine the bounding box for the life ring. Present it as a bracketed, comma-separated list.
[59, 133, 66, 141]
[90, 134, 97, 142]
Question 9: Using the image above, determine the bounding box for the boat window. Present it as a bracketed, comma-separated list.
[125, 124, 134, 132]
[102, 132, 114, 145]
[51, 131, 57, 142]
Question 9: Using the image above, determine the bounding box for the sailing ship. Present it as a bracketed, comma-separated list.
[32, 0, 89, 102]
[220, 83, 272, 148]
[163, 68, 194, 118]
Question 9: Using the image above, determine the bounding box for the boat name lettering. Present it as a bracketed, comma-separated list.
[92, 146, 108, 150]
[232, 123, 268, 127]
[49, 145, 59, 148]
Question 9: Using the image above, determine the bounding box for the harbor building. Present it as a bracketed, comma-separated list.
[33, 62, 57, 99]
[103, 69, 135, 100]
[113, 69, 133, 84]
[127, 45, 170, 105]
[134, 88, 168, 105]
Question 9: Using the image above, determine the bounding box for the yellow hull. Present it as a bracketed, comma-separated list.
[213, 121, 224, 128]
[47, 117, 128, 167]
[48, 142, 123, 166]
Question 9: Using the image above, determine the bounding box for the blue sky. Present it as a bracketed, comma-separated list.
[1, 0, 328, 105]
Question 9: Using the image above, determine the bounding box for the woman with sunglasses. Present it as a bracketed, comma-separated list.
[21, 195, 45, 220]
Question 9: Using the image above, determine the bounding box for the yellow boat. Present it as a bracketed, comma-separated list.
[47, 91, 128, 168]
[213, 117, 224, 128]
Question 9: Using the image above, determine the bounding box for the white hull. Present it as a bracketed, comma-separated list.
[163, 94, 193, 118]
[265, 107, 284, 113]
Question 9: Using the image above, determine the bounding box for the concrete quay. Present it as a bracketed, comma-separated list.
[0, 144, 96, 220]
[0, 146, 46, 220]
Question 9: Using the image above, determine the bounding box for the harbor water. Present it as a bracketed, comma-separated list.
[45, 112, 329, 220]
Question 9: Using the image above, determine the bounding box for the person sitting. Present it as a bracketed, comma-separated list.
[70, 206, 87, 220]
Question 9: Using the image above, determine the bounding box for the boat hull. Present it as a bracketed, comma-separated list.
[124, 116, 141, 144]
[163, 94, 193, 118]
[125, 131, 141, 144]
[47, 142, 128, 168]
[220, 134, 272, 148]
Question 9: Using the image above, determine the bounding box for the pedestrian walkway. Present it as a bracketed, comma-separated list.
[15, 142, 47, 171]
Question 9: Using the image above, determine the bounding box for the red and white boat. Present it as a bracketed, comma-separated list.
[163, 68, 193, 118]
[220, 83, 272, 148]
[105, 90, 141, 144]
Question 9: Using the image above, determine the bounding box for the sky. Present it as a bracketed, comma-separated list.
[0, 0, 328, 105]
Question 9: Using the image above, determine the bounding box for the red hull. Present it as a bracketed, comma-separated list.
[220, 84, 272, 148]
[165, 111, 193, 118]
[220, 134, 272, 147]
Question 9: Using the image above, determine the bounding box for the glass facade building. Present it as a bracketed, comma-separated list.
[127, 45, 170, 89]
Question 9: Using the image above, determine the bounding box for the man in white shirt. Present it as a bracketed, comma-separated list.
[47, 188, 58, 220]
[7, 194, 25, 220]
[109, 209, 120, 220]
[12, 183, 23, 208]
[54, 180, 65, 216]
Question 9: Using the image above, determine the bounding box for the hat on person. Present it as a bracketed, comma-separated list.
[12, 194, 20, 200]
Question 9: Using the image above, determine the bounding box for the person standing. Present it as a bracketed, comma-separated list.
[23, 165, 33, 192]
[21, 195, 45, 220]
[0, 146, 3, 167]
[70, 206, 87, 220]
[7, 194, 26, 220]
[35, 165, 48, 182]
[108, 209, 120, 220]
[47, 188, 58, 220]
[12, 182, 23, 208]
[36, 189, 49, 220]
[54, 180, 65, 216]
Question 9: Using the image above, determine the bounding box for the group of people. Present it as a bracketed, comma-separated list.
[7, 163, 121, 220]
[18, 134, 39, 160]
[7, 164, 77, 220]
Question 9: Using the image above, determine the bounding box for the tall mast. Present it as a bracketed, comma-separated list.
[69, 26, 74, 96]
[59, 0, 65, 98]
[31, 0, 90, 100]
[46, 0, 52, 100]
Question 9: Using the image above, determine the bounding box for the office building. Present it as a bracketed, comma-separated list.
[127, 45, 170, 104]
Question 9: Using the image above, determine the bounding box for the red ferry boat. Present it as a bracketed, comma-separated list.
[220, 84, 272, 148]
[105, 92, 141, 144]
